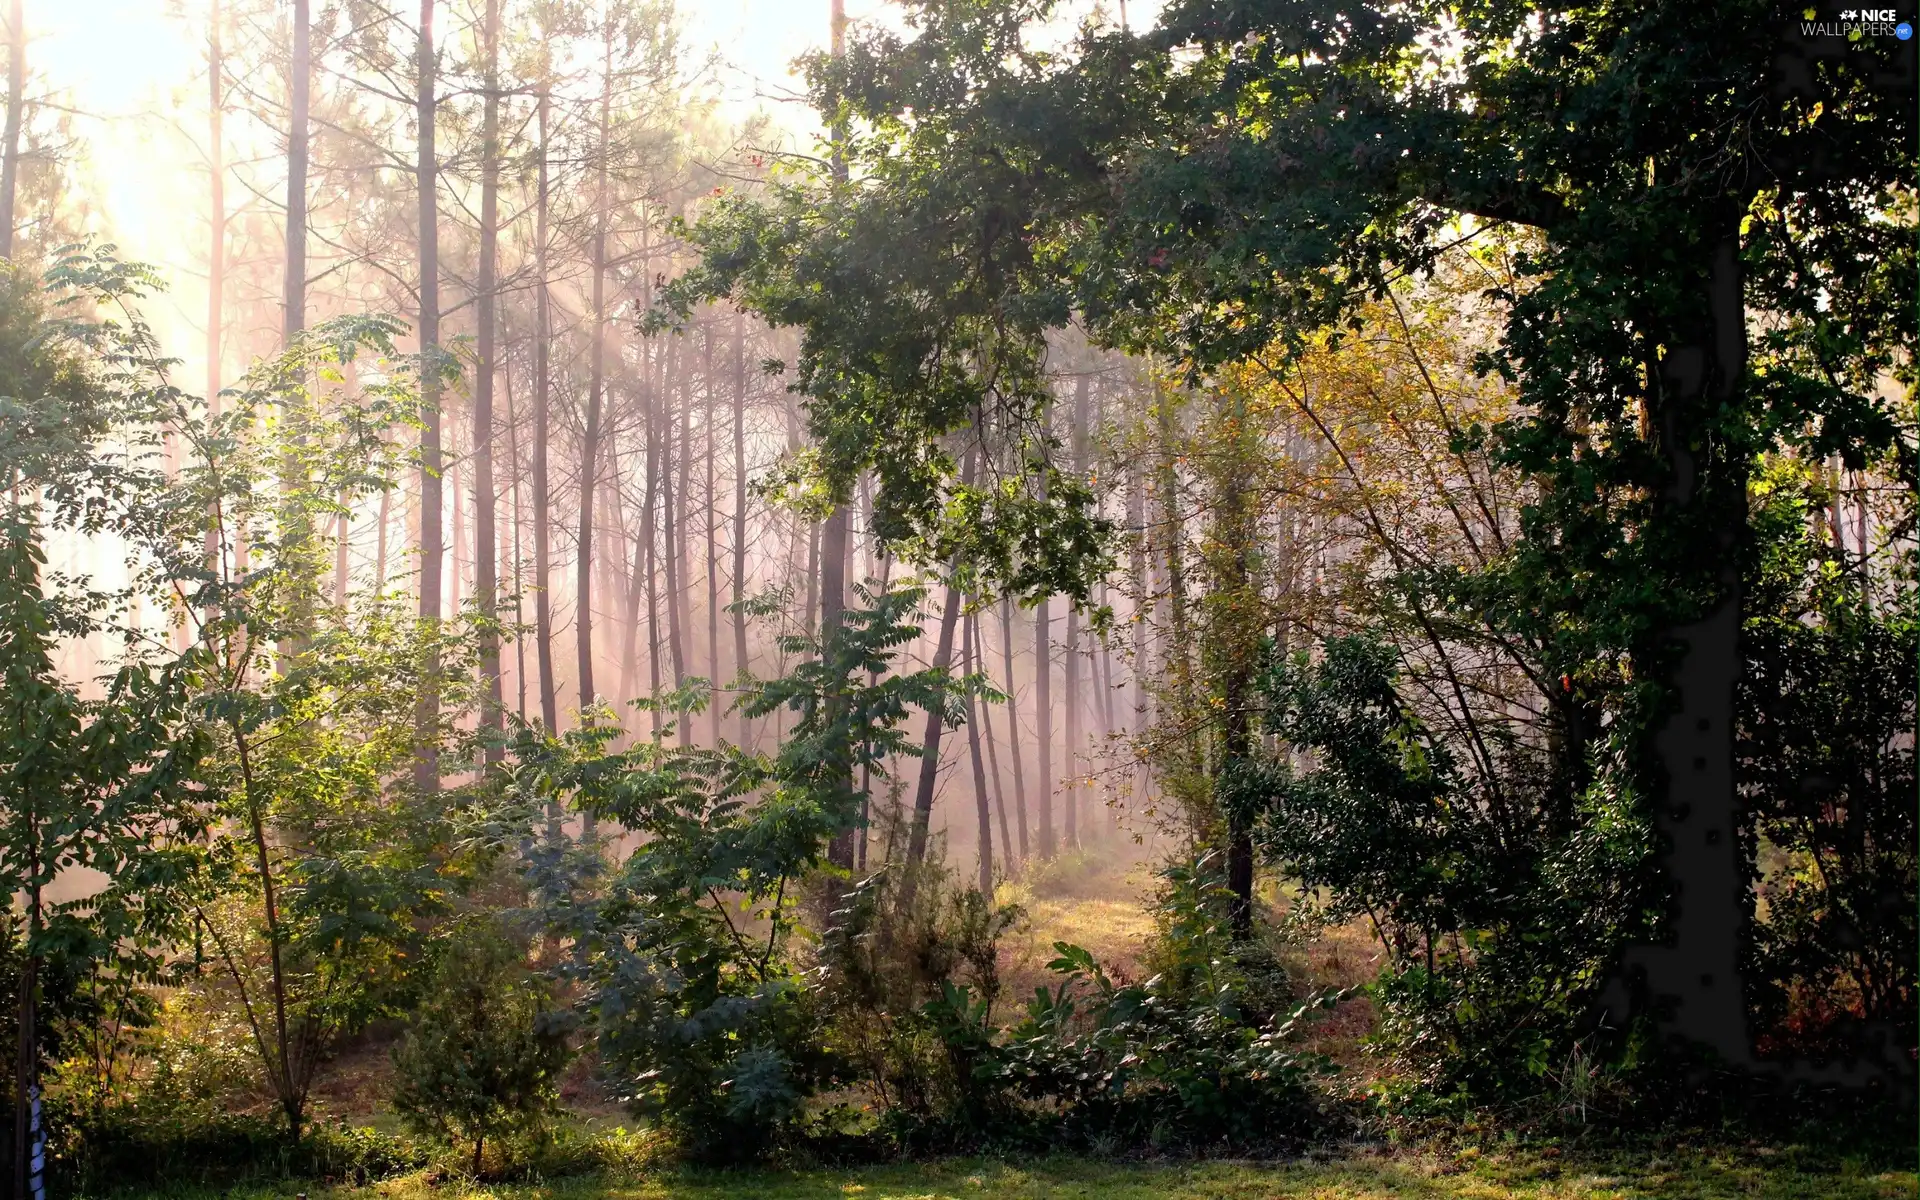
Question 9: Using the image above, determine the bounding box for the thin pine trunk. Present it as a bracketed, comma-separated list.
[732, 314, 749, 747]
[474, 0, 503, 762]
[976, 611, 1015, 869]
[505, 346, 527, 720]
[204, 0, 227, 605]
[575, 18, 612, 731]
[0, 0, 23, 258]
[963, 612, 993, 895]
[414, 0, 443, 794]
[532, 85, 557, 733]
[704, 325, 720, 747]
[999, 597, 1029, 861]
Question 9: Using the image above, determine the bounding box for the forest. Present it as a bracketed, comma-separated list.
[0, 1, 1911, 1197]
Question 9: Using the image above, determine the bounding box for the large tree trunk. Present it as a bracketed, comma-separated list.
[473, 0, 503, 763]
[1601, 236, 1762, 1074]
[1214, 390, 1257, 941]
[0, 0, 25, 259]
[532, 85, 557, 733]
[412, 0, 442, 794]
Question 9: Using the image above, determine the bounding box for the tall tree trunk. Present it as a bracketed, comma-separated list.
[1034, 596, 1053, 857]
[732, 313, 750, 747]
[666, 340, 689, 700]
[819, 0, 856, 866]
[903, 450, 977, 873]
[1214, 389, 1257, 940]
[703, 325, 720, 747]
[1097, 583, 1118, 837]
[1063, 599, 1079, 850]
[1156, 389, 1201, 782]
[283, 0, 306, 345]
[999, 597, 1029, 861]
[643, 337, 663, 740]
[0, 0, 25, 259]
[1063, 376, 1089, 849]
[904, 574, 964, 871]
[976, 611, 1015, 868]
[505, 343, 527, 721]
[963, 611, 993, 895]
[532, 85, 557, 733]
[1128, 412, 1147, 818]
[10, 789, 36, 1200]
[413, 0, 442, 793]
[576, 20, 612, 726]
[473, 0, 503, 762]
[204, 0, 227, 606]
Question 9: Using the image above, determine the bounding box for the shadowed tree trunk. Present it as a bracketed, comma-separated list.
[976, 610, 1015, 868]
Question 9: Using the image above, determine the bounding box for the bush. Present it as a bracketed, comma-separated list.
[835, 854, 1346, 1156]
[51, 1109, 421, 1194]
[390, 919, 577, 1176]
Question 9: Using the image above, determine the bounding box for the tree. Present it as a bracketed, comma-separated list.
[414, 0, 443, 793]
[0, 517, 207, 1200]
[391, 919, 575, 1176]
[0, 0, 23, 259]
[698, 0, 1914, 1091]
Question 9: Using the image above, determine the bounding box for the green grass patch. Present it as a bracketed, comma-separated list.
[105, 1146, 1918, 1200]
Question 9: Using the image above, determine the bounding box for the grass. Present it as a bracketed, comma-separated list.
[114, 1144, 1919, 1200]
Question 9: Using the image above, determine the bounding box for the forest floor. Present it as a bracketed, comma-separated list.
[137, 856, 1912, 1200]
[125, 1144, 1919, 1200]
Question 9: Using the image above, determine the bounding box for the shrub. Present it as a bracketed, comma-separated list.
[390, 919, 576, 1176]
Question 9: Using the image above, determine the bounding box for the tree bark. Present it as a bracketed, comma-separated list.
[532, 84, 557, 733]
[576, 19, 612, 723]
[473, 0, 503, 763]
[904, 574, 964, 871]
[976, 611, 1016, 868]
[504, 342, 527, 720]
[282, 0, 306, 345]
[704, 325, 720, 747]
[998, 597, 1029, 861]
[412, 0, 442, 794]
[732, 313, 750, 747]
[1034, 596, 1053, 857]
[963, 610, 993, 895]
[0, 0, 25, 260]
